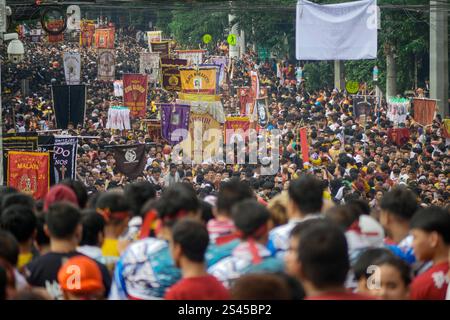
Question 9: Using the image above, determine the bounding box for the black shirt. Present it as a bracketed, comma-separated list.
[24, 251, 111, 300]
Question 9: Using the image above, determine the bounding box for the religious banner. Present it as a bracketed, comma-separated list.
[224, 117, 251, 144]
[37, 135, 56, 185]
[176, 50, 206, 66]
[199, 64, 221, 93]
[250, 70, 260, 100]
[185, 112, 223, 161]
[210, 56, 228, 86]
[106, 106, 131, 130]
[29, 29, 42, 43]
[443, 119, 450, 139]
[179, 67, 217, 95]
[160, 104, 191, 145]
[147, 31, 162, 49]
[123, 74, 149, 119]
[413, 98, 436, 126]
[299, 127, 309, 164]
[145, 119, 162, 142]
[63, 52, 81, 85]
[178, 93, 221, 102]
[97, 49, 116, 81]
[47, 20, 65, 43]
[52, 85, 86, 129]
[53, 136, 78, 184]
[238, 87, 253, 116]
[352, 95, 376, 119]
[150, 41, 170, 57]
[387, 98, 409, 126]
[387, 128, 410, 147]
[112, 144, 147, 180]
[7, 151, 50, 199]
[80, 20, 95, 47]
[94, 27, 115, 49]
[256, 98, 269, 128]
[2, 132, 38, 152]
[161, 58, 188, 66]
[113, 80, 123, 97]
[139, 52, 160, 83]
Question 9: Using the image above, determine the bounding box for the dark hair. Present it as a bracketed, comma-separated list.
[273, 272, 306, 300]
[288, 175, 324, 214]
[1, 193, 35, 213]
[0, 230, 19, 266]
[230, 273, 292, 300]
[372, 255, 412, 286]
[1, 205, 37, 243]
[380, 186, 418, 221]
[217, 178, 254, 215]
[60, 179, 88, 209]
[297, 221, 349, 289]
[347, 199, 371, 216]
[80, 210, 105, 246]
[172, 219, 209, 263]
[410, 206, 450, 244]
[35, 216, 50, 248]
[156, 183, 200, 227]
[96, 191, 130, 225]
[325, 205, 360, 230]
[231, 199, 270, 238]
[124, 182, 156, 217]
[353, 248, 394, 280]
[45, 202, 81, 239]
[199, 200, 214, 224]
[0, 186, 18, 217]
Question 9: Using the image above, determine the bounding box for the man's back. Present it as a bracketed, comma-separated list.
[24, 251, 111, 300]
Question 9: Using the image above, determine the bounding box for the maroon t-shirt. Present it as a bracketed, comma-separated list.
[164, 275, 230, 300]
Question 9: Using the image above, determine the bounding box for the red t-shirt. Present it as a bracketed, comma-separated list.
[410, 262, 449, 300]
[306, 292, 376, 300]
[164, 275, 230, 300]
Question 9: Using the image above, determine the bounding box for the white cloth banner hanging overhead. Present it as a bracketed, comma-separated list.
[63, 52, 81, 85]
[296, 0, 378, 60]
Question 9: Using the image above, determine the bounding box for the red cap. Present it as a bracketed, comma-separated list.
[44, 184, 78, 211]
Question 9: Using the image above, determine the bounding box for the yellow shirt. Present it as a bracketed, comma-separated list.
[18, 252, 33, 269]
[101, 238, 120, 258]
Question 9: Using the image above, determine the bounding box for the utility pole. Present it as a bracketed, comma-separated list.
[384, 42, 397, 98]
[239, 29, 245, 58]
[228, 13, 239, 59]
[429, 0, 449, 117]
[228, 1, 239, 59]
[334, 60, 345, 91]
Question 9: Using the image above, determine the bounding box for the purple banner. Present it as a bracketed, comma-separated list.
[161, 104, 190, 145]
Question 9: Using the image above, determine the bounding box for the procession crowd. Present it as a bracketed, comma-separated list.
[0, 26, 449, 301]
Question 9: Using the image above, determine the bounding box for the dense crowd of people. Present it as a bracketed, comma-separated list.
[0, 24, 449, 300]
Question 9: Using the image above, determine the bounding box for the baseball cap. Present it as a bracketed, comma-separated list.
[44, 184, 79, 211]
[57, 256, 104, 295]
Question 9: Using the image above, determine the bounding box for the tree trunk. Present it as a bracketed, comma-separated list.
[385, 43, 397, 98]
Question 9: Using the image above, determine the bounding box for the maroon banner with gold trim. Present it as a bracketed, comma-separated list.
[224, 117, 250, 144]
[7, 151, 50, 200]
[123, 74, 148, 119]
[94, 27, 115, 49]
